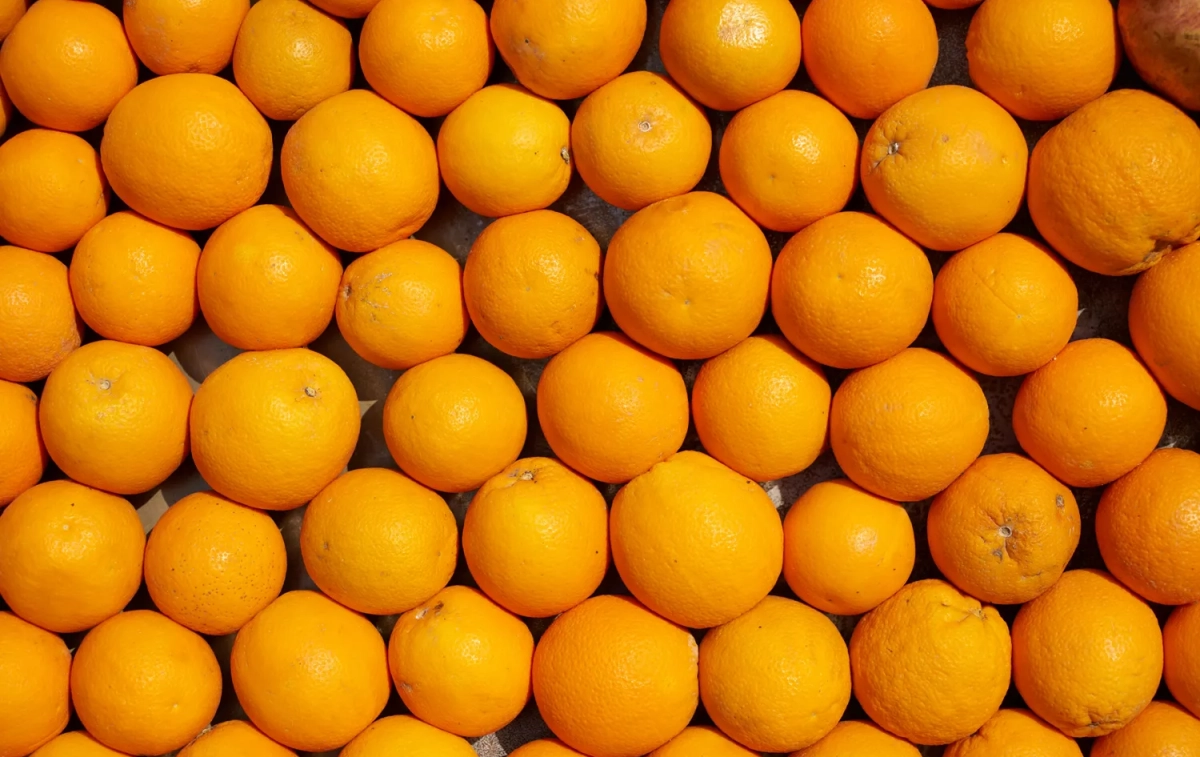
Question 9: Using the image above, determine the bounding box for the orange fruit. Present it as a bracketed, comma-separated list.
[1012, 338, 1167, 488]
[771, 211, 933, 369]
[0, 79, 10, 136]
[928, 454, 1080, 605]
[801, 0, 938, 120]
[1130, 240, 1200, 409]
[1012, 569, 1162, 736]
[282, 89, 438, 252]
[144, 491, 288, 636]
[40, 340, 192, 495]
[30, 732, 130, 757]
[69, 211, 201, 347]
[510, 741, 587, 757]
[305, 0, 376, 19]
[537, 331, 689, 484]
[340, 715, 475, 757]
[604, 191, 772, 360]
[300, 468, 457, 615]
[490, 0, 647, 101]
[101, 73, 272, 232]
[0, 379, 44, 507]
[0, 0, 24, 40]
[360, 0, 492, 118]
[719, 90, 859, 233]
[783, 478, 915, 615]
[659, 0, 802, 111]
[463, 457, 608, 618]
[850, 579, 1011, 745]
[932, 233, 1078, 377]
[927, 0, 982, 6]
[572, 71, 712, 212]
[1092, 701, 1200, 757]
[792, 720, 921, 757]
[830, 348, 989, 502]
[190, 348, 361, 510]
[533, 595, 698, 757]
[0, 129, 108, 253]
[178, 721, 295, 757]
[650, 727, 756, 757]
[232, 591, 390, 752]
[1167, 603, 1200, 719]
[124, 0, 248, 75]
[0, 246, 81, 383]
[0, 612, 70, 757]
[943, 709, 1083, 757]
[382, 354, 527, 493]
[438, 84, 571, 218]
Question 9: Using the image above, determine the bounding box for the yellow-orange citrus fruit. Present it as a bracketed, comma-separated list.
[0, 612, 70, 757]
[928, 0, 982, 6]
[178, 721, 295, 757]
[1167, 603, 1200, 719]
[1130, 240, 1200, 409]
[340, 716, 475, 757]
[0, 246, 82, 383]
[124, 0, 249, 75]
[943, 709, 1083, 757]
[1092, 701, 1200, 757]
[0, 0, 24, 40]
[509, 740, 587, 757]
[651, 726, 756, 757]
[792, 720, 921, 757]
[30, 732, 130, 757]
[0, 379, 44, 507]
[0, 79, 10, 136]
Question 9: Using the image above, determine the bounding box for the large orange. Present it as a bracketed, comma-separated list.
[1091, 701, 1200, 757]
[29, 732, 130, 757]
[943, 709, 1083, 757]
[650, 727, 756, 757]
[792, 721, 921, 757]
[177, 721, 295, 757]
[0, 612, 70, 757]
[1167, 603, 1200, 719]
[124, 0, 248, 75]
[1129, 240, 1200, 409]
[0, 246, 81, 383]
[340, 716, 475, 757]
[0, 379, 44, 507]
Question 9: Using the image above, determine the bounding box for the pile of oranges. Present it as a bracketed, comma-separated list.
[1, 0, 1199, 755]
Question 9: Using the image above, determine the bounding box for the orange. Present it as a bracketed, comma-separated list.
[932, 233, 1078, 377]
[340, 716, 475, 757]
[300, 468, 457, 615]
[0, 612, 70, 757]
[850, 579, 1011, 745]
[0, 246, 81, 383]
[792, 721, 921, 757]
[1167, 603, 1200, 718]
[490, 0, 647, 101]
[604, 191, 772, 360]
[282, 89, 438, 252]
[782, 479, 915, 615]
[700, 596, 850, 752]
[927, 0, 982, 6]
[0, 79, 10, 136]
[382, 354, 527, 493]
[178, 721, 295, 757]
[771, 211, 933, 369]
[943, 709, 1083, 757]
[145, 491, 288, 636]
[40, 340, 193, 495]
[30, 733, 130, 757]
[438, 84, 571, 218]
[0, 0, 23, 40]
[190, 348, 361, 510]
[1029, 89, 1200, 275]
[463, 457, 608, 618]
[388, 586, 533, 737]
[124, 0, 248, 75]
[719, 90, 859, 233]
[306, 0, 378, 20]
[692, 335, 829, 482]
[651, 727, 756, 757]
[1012, 569, 1162, 736]
[510, 741, 587, 757]
[532, 595, 698, 757]
[830, 348, 989, 502]
[659, 0, 801, 111]
[537, 331, 689, 484]
[0, 379, 44, 507]
[1130, 240, 1200, 409]
[336, 239, 469, 369]
[1012, 338, 1167, 488]
[572, 71, 712, 212]
[232, 0, 353, 121]
[0, 129, 108, 253]
[360, 0, 492, 118]
[1091, 701, 1200, 757]
[232, 591, 390, 752]
[101, 73, 272, 232]
[69, 211, 201, 347]
[801, 0, 938, 120]
[463, 210, 602, 359]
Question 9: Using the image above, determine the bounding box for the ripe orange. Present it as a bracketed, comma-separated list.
[0, 379, 44, 507]
[510, 740, 587, 757]
[927, 0, 981, 6]
[340, 716, 475, 757]
[604, 191, 772, 359]
[1130, 240, 1200, 409]
[650, 727, 756, 757]
[0, 0, 23, 40]
[124, 0, 248, 75]
[1167, 603, 1200, 718]
[0, 612, 70, 757]
[29, 732, 130, 757]
[0, 246, 82, 383]
[0, 79, 10, 136]
[1091, 701, 1200, 757]
[792, 721, 921, 757]
[943, 709, 1083, 757]
[178, 721, 296, 757]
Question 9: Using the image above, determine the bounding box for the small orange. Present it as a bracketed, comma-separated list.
[30, 732, 130, 757]
[510, 741, 587, 757]
[438, 84, 571, 218]
[0, 379, 44, 507]
[604, 191, 772, 360]
[178, 721, 295, 757]
[306, 0, 377, 20]
[651, 726, 756, 757]
[771, 211, 933, 369]
[1092, 701, 1200, 757]
[783, 478, 915, 615]
[340, 716, 475, 757]
[0, 0, 24, 40]
[1130, 240, 1200, 409]
[659, 0, 802, 111]
[572, 71, 712, 212]
[124, 0, 249, 75]
[943, 709, 1083, 757]
[0, 246, 82, 383]
[792, 721, 921, 757]
[0, 612, 70, 757]
[1167, 603, 1200, 719]
[537, 331, 689, 484]
[927, 0, 982, 6]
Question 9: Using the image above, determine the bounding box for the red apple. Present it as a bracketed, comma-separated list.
[1119, 0, 1200, 110]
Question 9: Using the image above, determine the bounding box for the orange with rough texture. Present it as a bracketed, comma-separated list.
[1091, 702, 1200, 757]
[537, 332, 689, 484]
[232, 591, 390, 752]
[792, 721, 921, 757]
[190, 348, 361, 510]
[510, 741, 587, 757]
[1167, 603, 1200, 719]
[831, 348, 989, 502]
[651, 727, 756, 757]
[1012, 569, 1162, 736]
[0, 247, 81, 383]
[771, 212, 933, 369]
[101, 74, 272, 231]
[862, 85, 1028, 251]
[0, 380, 44, 507]
[1130, 240, 1200, 409]
[533, 595, 698, 757]
[604, 191, 772, 360]
[40, 340, 192, 495]
[933, 234, 1078, 377]
[341, 716, 475, 757]
[438, 84, 571, 218]
[463, 457, 608, 618]
[0, 0, 24, 40]
[30, 733, 130, 757]
[943, 709, 1083, 757]
[851, 579, 1011, 745]
[1013, 338, 1167, 488]
[178, 721, 295, 757]
[0, 612, 70, 757]
[124, 0, 248, 75]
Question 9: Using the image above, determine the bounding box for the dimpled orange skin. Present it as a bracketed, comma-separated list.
[1095, 701, 1200, 756]
[830, 348, 989, 502]
[490, 0, 647, 101]
[124, 0, 248, 75]
[1130, 241, 1200, 409]
[509, 740, 588, 757]
[178, 721, 296, 757]
[190, 349, 361, 511]
[1028, 89, 1200, 275]
[31, 732, 131, 757]
[0, 0, 24, 40]
[0, 380, 44, 507]
[943, 709, 1083, 757]
[771, 212, 933, 370]
[0, 247, 82, 383]
[340, 716, 476, 757]
[851, 579, 1012, 745]
[537, 332, 690, 484]
[604, 192, 773, 360]
[0, 612, 70, 757]
[651, 726, 758, 757]
[532, 595, 699, 757]
[792, 721, 921, 757]
[862, 85, 1028, 252]
[1167, 604, 1200, 719]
